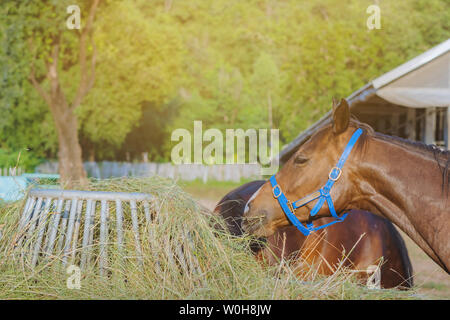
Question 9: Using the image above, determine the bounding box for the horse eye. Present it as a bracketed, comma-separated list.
[294, 154, 309, 165]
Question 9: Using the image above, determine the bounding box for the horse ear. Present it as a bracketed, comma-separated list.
[332, 98, 350, 134]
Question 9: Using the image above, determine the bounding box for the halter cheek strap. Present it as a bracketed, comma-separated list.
[270, 128, 364, 236]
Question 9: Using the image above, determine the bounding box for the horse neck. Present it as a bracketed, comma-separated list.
[349, 133, 450, 273]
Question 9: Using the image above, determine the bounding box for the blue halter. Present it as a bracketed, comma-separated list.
[270, 128, 364, 236]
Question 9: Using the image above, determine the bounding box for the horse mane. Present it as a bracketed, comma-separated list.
[348, 117, 374, 155]
[348, 118, 450, 196]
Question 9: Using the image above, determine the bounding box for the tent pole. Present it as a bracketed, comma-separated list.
[446, 106, 450, 149]
[425, 107, 436, 145]
[406, 108, 416, 141]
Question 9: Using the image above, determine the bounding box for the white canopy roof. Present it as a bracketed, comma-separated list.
[375, 45, 450, 108]
[279, 39, 450, 162]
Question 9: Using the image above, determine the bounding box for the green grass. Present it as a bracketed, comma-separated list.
[422, 282, 447, 291]
[0, 177, 420, 300]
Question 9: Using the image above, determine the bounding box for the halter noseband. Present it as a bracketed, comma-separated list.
[270, 128, 364, 236]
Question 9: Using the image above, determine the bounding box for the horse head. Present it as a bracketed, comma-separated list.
[243, 98, 366, 237]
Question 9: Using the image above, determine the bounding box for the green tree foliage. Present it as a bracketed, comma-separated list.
[163, 0, 449, 147]
[1, 0, 449, 165]
[0, 1, 59, 162]
[0, 148, 40, 171]
[1, 0, 101, 184]
[78, 0, 185, 152]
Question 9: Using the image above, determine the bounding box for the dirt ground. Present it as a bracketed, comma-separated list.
[184, 182, 449, 300]
[399, 231, 450, 299]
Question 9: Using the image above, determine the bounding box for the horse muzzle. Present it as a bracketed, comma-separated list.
[242, 209, 271, 236]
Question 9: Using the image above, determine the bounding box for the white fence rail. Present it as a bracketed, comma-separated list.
[0, 167, 23, 176]
[36, 162, 262, 182]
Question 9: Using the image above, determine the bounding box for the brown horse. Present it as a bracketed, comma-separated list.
[216, 180, 413, 288]
[243, 98, 450, 274]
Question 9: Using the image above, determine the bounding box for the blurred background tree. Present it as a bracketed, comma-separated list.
[1, 0, 101, 186]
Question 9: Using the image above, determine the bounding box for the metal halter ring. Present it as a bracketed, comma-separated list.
[328, 167, 342, 181]
[272, 185, 282, 198]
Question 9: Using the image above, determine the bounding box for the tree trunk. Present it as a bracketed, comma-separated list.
[28, 0, 100, 188]
[88, 146, 96, 162]
[53, 106, 88, 188]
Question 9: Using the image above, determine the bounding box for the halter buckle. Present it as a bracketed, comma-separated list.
[328, 167, 342, 181]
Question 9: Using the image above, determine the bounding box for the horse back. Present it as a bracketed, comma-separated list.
[300, 210, 413, 288]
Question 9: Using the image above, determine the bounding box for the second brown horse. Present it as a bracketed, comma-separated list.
[215, 180, 413, 289]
